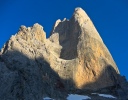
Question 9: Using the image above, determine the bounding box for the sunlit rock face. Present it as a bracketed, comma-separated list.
[0, 7, 127, 100]
[50, 7, 119, 89]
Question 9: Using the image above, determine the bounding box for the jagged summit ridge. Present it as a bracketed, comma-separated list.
[18, 23, 46, 42]
[0, 7, 127, 100]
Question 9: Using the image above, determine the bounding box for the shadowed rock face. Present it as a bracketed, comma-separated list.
[0, 7, 127, 99]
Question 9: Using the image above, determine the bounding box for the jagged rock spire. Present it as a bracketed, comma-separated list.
[0, 7, 127, 100]
[50, 7, 119, 89]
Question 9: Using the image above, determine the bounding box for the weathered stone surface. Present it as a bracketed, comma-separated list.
[0, 7, 127, 99]
[50, 7, 119, 90]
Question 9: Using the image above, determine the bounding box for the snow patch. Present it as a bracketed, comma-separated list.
[67, 94, 91, 100]
[91, 93, 98, 95]
[98, 94, 117, 99]
[92, 93, 117, 99]
[43, 97, 53, 100]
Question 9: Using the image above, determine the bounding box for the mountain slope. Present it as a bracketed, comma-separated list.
[0, 7, 128, 100]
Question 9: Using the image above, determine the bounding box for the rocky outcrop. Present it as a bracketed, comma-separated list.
[0, 7, 127, 100]
[50, 7, 119, 89]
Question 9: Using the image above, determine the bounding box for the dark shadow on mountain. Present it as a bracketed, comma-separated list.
[77, 65, 128, 99]
[52, 20, 80, 60]
[81, 65, 119, 90]
[0, 50, 70, 100]
[0, 50, 128, 100]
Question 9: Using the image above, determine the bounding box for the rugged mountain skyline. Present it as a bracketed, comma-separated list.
[0, 7, 128, 100]
[1, 1, 128, 81]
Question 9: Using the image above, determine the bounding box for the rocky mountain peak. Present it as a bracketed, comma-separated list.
[17, 23, 46, 43]
[73, 7, 90, 22]
[0, 7, 128, 100]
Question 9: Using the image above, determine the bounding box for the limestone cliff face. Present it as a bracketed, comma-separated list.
[0, 7, 127, 100]
[50, 7, 119, 89]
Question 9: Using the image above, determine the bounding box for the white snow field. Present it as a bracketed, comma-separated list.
[43, 93, 117, 100]
[98, 94, 117, 99]
[43, 97, 53, 100]
[43, 94, 91, 100]
[67, 94, 91, 100]
[92, 93, 117, 99]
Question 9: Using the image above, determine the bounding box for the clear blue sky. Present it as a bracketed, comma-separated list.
[0, 0, 128, 79]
